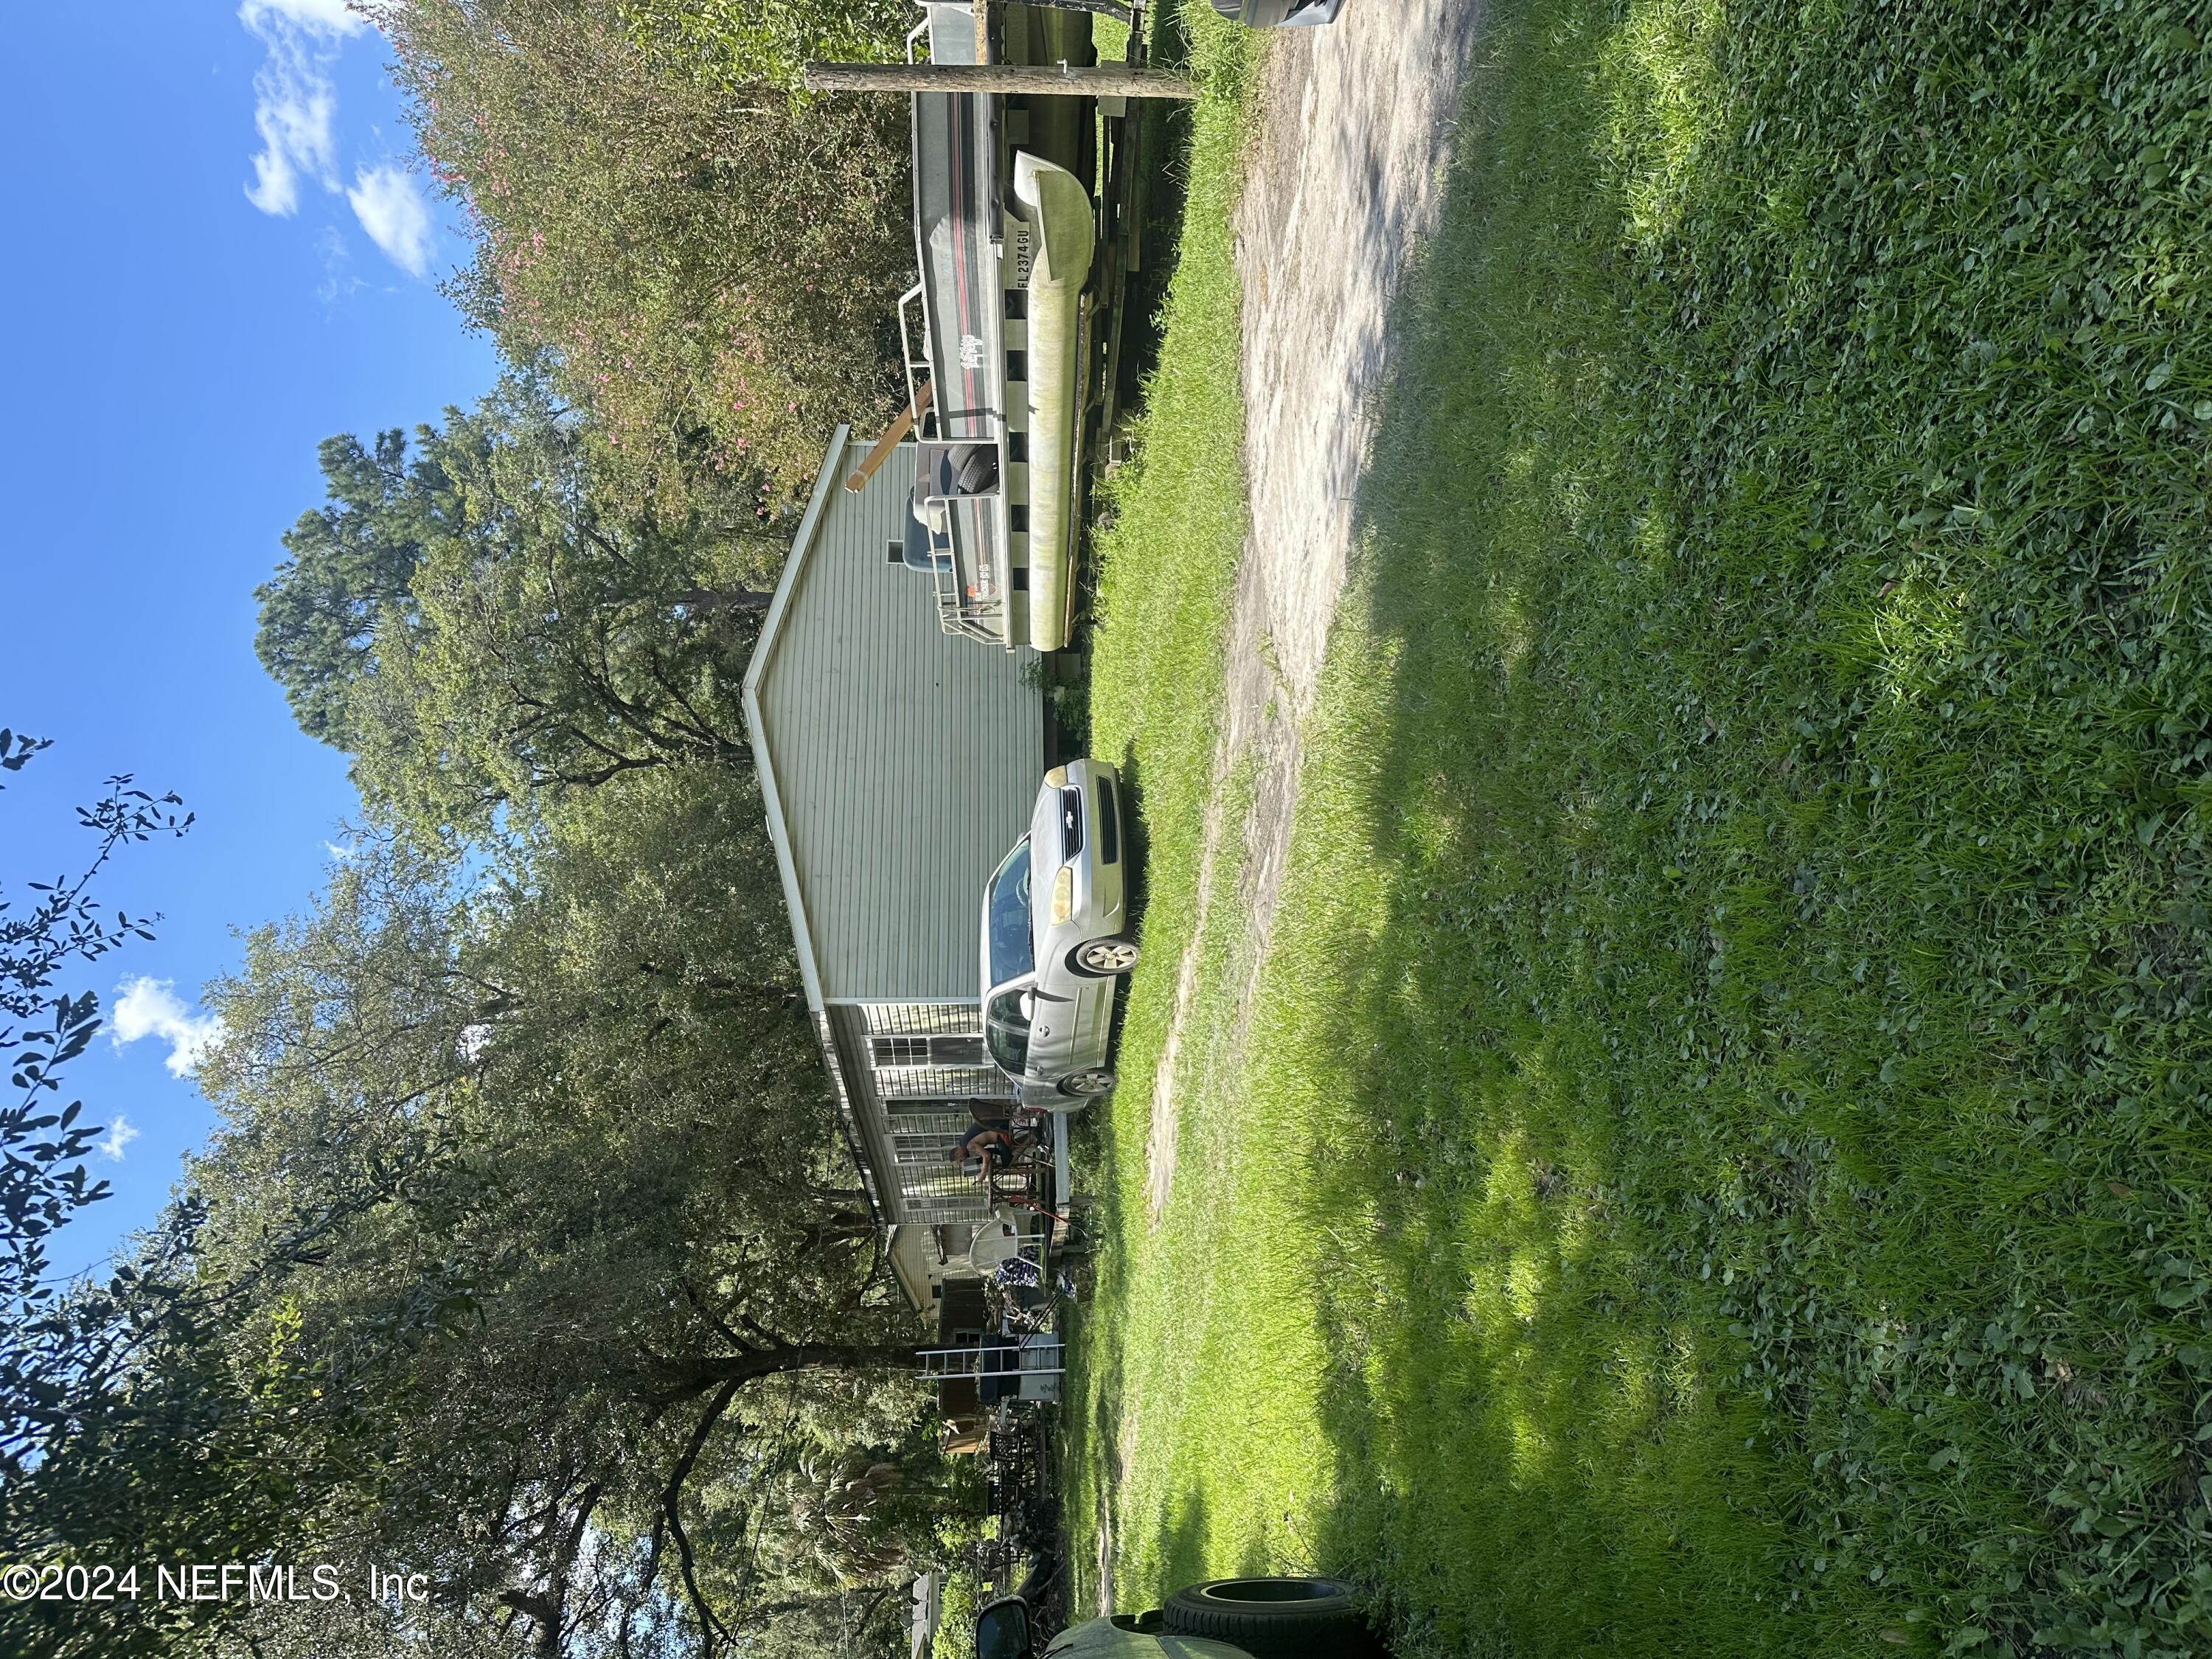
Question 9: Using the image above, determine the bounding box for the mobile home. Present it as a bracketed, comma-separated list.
[743, 426, 1051, 1310]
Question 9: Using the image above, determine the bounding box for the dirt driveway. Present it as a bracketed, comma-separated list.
[1140, 1, 1489, 1221]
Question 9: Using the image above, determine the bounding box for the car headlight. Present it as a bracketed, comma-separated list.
[1049, 866, 1075, 925]
[1043, 765, 1068, 787]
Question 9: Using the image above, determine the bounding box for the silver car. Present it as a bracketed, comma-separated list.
[979, 759, 1138, 1107]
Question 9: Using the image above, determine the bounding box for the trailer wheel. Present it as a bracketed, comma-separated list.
[1158, 1577, 1380, 1659]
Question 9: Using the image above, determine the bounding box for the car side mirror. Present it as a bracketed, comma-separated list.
[974, 1599, 1033, 1659]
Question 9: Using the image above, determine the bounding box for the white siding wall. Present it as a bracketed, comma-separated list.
[752, 437, 1046, 1002]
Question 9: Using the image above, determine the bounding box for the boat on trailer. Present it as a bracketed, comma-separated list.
[895, 1, 1104, 654]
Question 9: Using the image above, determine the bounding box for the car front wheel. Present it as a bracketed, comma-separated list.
[1158, 1577, 1380, 1659]
[1071, 936, 1141, 975]
[1057, 1068, 1116, 1099]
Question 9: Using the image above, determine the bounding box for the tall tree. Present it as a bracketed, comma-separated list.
[369, 0, 913, 509]
[185, 787, 924, 1650]
[9, 776, 939, 1658]
[251, 428, 460, 750]
[256, 380, 785, 841]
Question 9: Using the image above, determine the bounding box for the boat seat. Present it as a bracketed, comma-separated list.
[902, 507, 953, 573]
[916, 440, 1001, 504]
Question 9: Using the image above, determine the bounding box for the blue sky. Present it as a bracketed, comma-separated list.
[3, 1, 498, 1281]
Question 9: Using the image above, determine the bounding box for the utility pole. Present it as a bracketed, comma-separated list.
[801, 62, 1197, 99]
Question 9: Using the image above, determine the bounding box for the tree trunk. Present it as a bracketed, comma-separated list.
[666, 588, 773, 614]
[644, 1340, 918, 1409]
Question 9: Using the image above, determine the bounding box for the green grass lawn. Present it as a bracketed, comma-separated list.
[1067, 2, 2212, 1657]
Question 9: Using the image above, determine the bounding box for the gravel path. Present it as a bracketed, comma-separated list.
[1140, 0, 1487, 1225]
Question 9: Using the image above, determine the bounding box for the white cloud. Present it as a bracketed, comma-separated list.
[97, 1116, 141, 1161]
[239, 0, 362, 217]
[347, 164, 433, 276]
[111, 978, 225, 1078]
[246, 0, 365, 27]
[313, 223, 369, 307]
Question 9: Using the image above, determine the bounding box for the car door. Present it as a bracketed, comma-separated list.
[1035, 947, 1113, 1076]
[1018, 976, 1079, 1085]
[1064, 973, 1116, 1074]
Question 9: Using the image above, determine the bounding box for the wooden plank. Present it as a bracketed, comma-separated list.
[804, 61, 1199, 99]
[845, 382, 933, 493]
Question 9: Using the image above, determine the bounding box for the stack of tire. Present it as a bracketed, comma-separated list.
[1158, 1578, 1384, 1659]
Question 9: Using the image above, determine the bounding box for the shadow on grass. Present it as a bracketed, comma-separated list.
[1139, 0, 2212, 1652]
[1069, 16, 1197, 668]
[1221, 9, 1786, 1641]
[1115, 90, 1196, 408]
[1110, 745, 1152, 941]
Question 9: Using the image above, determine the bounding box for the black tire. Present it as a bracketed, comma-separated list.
[1158, 1577, 1380, 1659]
[1056, 1067, 1116, 1099]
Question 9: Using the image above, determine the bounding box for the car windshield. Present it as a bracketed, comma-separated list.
[986, 839, 1034, 984]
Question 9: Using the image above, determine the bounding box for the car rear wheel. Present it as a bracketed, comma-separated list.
[1057, 1068, 1116, 1099]
[1158, 1577, 1380, 1659]
[1071, 936, 1141, 975]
